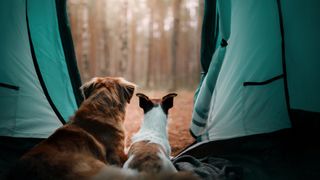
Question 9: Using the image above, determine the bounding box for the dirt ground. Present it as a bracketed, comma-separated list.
[124, 90, 196, 156]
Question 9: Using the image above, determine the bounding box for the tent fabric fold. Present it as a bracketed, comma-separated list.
[191, 0, 320, 141]
[0, 0, 81, 138]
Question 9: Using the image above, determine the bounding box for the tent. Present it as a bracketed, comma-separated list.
[1, 0, 320, 179]
[190, 0, 320, 142]
[0, 0, 82, 176]
[0, 0, 82, 138]
[172, 0, 320, 179]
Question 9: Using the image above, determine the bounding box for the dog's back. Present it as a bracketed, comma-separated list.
[124, 93, 178, 174]
[8, 125, 106, 180]
[8, 152, 104, 180]
[7, 77, 136, 180]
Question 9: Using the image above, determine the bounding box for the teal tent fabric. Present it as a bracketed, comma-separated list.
[27, 0, 77, 121]
[282, 0, 320, 112]
[193, 0, 218, 102]
[0, 0, 81, 138]
[191, 0, 320, 141]
[55, 0, 83, 107]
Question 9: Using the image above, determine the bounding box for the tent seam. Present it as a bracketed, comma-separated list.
[25, 0, 66, 125]
[276, 0, 292, 122]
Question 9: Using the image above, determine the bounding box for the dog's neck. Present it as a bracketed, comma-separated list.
[71, 91, 127, 165]
[131, 106, 171, 155]
[77, 90, 126, 124]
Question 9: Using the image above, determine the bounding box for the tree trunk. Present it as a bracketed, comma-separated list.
[119, 0, 129, 77]
[171, 0, 182, 90]
[146, 0, 154, 88]
[128, 6, 136, 82]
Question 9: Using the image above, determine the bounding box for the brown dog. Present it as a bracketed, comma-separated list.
[8, 77, 136, 180]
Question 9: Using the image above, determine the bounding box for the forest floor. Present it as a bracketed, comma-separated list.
[124, 90, 195, 156]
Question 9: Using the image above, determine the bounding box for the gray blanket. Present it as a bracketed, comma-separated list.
[173, 155, 242, 180]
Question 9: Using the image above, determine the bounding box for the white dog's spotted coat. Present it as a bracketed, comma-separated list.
[131, 105, 171, 155]
[124, 93, 177, 174]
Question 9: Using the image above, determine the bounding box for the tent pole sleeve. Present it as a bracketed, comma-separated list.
[200, 0, 217, 74]
[276, 0, 292, 121]
[55, 0, 83, 107]
[26, 0, 66, 125]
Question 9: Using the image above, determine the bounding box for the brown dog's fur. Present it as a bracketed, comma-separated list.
[7, 77, 136, 180]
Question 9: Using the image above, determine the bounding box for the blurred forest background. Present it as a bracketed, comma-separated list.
[67, 0, 204, 90]
[67, 0, 204, 154]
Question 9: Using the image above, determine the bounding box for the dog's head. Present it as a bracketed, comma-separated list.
[136, 93, 177, 114]
[80, 77, 136, 105]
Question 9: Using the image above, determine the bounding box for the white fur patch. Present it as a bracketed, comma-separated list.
[122, 154, 135, 169]
[131, 106, 171, 155]
[93, 165, 138, 180]
[158, 151, 177, 173]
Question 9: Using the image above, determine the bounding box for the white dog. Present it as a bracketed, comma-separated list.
[123, 93, 178, 174]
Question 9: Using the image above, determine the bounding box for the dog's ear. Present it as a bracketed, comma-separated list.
[136, 93, 153, 113]
[119, 78, 136, 103]
[123, 84, 135, 103]
[161, 93, 177, 114]
[80, 78, 99, 99]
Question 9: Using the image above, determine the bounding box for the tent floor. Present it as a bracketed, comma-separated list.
[173, 129, 320, 179]
[0, 136, 43, 179]
[1, 129, 320, 179]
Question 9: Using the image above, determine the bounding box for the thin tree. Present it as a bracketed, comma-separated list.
[119, 0, 129, 76]
[171, 0, 182, 90]
[146, 0, 154, 88]
[128, 4, 137, 82]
